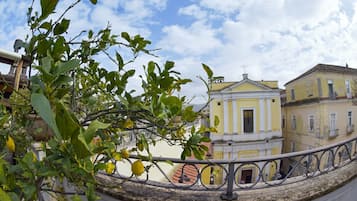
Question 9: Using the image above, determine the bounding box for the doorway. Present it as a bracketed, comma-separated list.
[240, 169, 253, 184]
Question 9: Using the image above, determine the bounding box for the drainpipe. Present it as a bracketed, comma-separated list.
[0, 48, 22, 62]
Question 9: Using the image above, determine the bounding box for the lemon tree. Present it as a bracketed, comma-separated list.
[0, 0, 214, 200]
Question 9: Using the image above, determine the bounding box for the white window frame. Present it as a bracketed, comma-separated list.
[328, 80, 334, 98]
[329, 113, 337, 137]
[240, 107, 256, 134]
[282, 115, 285, 129]
[308, 115, 314, 132]
[291, 115, 296, 130]
[291, 89, 295, 100]
[346, 80, 351, 98]
[347, 111, 352, 127]
[291, 141, 296, 152]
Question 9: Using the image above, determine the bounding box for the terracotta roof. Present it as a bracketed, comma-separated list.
[285, 63, 357, 86]
[171, 142, 212, 184]
[171, 164, 200, 184]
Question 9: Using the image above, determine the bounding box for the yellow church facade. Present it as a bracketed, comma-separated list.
[206, 74, 283, 184]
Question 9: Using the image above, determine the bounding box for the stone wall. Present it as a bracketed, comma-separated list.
[96, 161, 357, 201]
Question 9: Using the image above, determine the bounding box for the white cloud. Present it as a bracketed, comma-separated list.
[158, 21, 222, 56]
[2, 0, 357, 102]
[178, 4, 207, 19]
[199, 0, 242, 14]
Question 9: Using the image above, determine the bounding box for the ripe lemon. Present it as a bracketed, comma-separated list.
[6, 136, 15, 152]
[105, 162, 116, 174]
[120, 148, 130, 159]
[131, 160, 145, 176]
[113, 152, 122, 161]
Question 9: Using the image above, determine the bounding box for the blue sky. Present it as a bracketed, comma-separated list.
[1, 0, 357, 103]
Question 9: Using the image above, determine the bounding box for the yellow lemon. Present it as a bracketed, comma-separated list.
[131, 160, 145, 176]
[123, 118, 134, 129]
[113, 152, 122, 161]
[105, 162, 116, 174]
[32, 152, 38, 162]
[120, 148, 130, 159]
[6, 136, 15, 152]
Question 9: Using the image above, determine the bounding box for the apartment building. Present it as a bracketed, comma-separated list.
[282, 64, 357, 170]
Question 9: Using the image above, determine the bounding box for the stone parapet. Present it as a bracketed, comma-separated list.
[96, 161, 357, 201]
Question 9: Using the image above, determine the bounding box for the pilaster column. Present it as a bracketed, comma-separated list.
[209, 100, 213, 129]
[224, 100, 229, 134]
[232, 99, 238, 134]
[267, 99, 272, 131]
[259, 99, 265, 132]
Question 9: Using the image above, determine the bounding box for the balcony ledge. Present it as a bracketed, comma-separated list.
[96, 161, 357, 201]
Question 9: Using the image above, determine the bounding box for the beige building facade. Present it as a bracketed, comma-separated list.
[282, 64, 357, 170]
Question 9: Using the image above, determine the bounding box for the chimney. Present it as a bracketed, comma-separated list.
[243, 73, 248, 80]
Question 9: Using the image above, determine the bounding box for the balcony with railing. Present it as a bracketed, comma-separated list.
[96, 136, 357, 201]
[347, 124, 355, 134]
[328, 128, 339, 138]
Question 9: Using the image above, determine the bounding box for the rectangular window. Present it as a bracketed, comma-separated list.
[308, 115, 314, 132]
[291, 141, 296, 152]
[346, 80, 351, 98]
[243, 110, 254, 133]
[291, 115, 296, 130]
[282, 116, 285, 129]
[306, 81, 313, 97]
[317, 78, 322, 97]
[328, 80, 335, 99]
[348, 111, 352, 127]
[291, 89, 295, 100]
[329, 113, 337, 137]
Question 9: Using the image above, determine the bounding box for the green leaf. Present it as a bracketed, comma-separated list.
[89, 0, 97, 4]
[164, 61, 175, 70]
[73, 131, 92, 159]
[202, 63, 213, 79]
[40, 0, 59, 20]
[31, 93, 61, 137]
[148, 61, 155, 74]
[190, 134, 201, 145]
[122, 69, 136, 80]
[86, 183, 99, 201]
[201, 136, 211, 142]
[0, 188, 11, 201]
[39, 22, 52, 31]
[192, 148, 203, 160]
[22, 184, 36, 201]
[121, 32, 130, 42]
[56, 102, 80, 140]
[0, 160, 6, 184]
[55, 59, 80, 75]
[82, 120, 110, 144]
[116, 52, 124, 70]
[88, 30, 93, 38]
[41, 56, 52, 73]
[182, 106, 196, 122]
[71, 195, 82, 201]
[54, 18, 70, 35]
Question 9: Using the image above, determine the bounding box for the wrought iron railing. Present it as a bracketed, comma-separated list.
[100, 136, 357, 200]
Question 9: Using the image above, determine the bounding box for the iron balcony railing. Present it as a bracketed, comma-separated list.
[100, 136, 357, 200]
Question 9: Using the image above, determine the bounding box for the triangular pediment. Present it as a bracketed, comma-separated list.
[221, 79, 272, 92]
